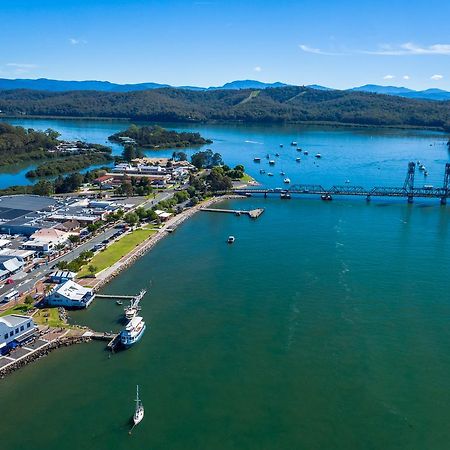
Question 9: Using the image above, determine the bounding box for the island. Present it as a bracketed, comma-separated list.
[109, 125, 212, 149]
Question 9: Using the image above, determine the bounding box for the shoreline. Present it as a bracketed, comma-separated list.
[1, 115, 446, 133]
[88, 194, 245, 290]
[0, 195, 244, 378]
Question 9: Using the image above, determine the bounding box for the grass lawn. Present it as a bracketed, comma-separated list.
[0, 304, 34, 317]
[33, 307, 68, 328]
[78, 227, 157, 277]
[240, 173, 255, 183]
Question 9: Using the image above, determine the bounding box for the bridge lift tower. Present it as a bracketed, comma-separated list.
[403, 161, 416, 203]
[441, 162, 450, 205]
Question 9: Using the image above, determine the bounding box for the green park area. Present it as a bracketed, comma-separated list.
[78, 227, 157, 277]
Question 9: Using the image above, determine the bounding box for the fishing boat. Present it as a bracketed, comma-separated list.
[133, 385, 144, 426]
[267, 172, 274, 176]
[304, 150, 309, 155]
[227, 236, 235, 244]
[253, 157, 261, 162]
[296, 158, 301, 162]
[291, 141, 297, 146]
[283, 178, 291, 184]
[269, 160, 275, 165]
[315, 153, 322, 159]
[296, 147, 302, 152]
[124, 289, 146, 321]
[120, 316, 146, 347]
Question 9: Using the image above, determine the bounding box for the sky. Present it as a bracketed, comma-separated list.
[1, 0, 450, 90]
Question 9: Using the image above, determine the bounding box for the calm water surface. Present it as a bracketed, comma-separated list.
[0, 119, 449, 449]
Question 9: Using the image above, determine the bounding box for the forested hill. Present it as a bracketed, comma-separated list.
[1, 86, 450, 130]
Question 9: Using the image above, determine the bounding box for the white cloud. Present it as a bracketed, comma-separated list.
[403, 75, 410, 80]
[69, 38, 87, 45]
[430, 74, 444, 80]
[253, 66, 262, 72]
[383, 74, 395, 80]
[5, 63, 37, 74]
[6, 63, 37, 69]
[299, 42, 450, 57]
[363, 42, 450, 56]
[298, 44, 344, 56]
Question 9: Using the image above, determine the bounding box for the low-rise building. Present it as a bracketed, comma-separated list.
[46, 280, 94, 308]
[23, 228, 69, 253]
[50, 270, 76, 284]
[0, 257, 24, 281]
[0, 314, 36, 354]
[0, 248, 36, 264]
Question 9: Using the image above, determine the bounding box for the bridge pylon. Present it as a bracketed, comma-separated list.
[441, 163, 450, 205]
[403, 161, 415, 203]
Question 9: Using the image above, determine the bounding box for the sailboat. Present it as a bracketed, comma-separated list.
[133, 385, 144, 426]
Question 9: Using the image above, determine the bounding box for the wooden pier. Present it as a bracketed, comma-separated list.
[85, 331, 121, 351]
[201, 207, 265, 219]
[93, 294, 135, 300]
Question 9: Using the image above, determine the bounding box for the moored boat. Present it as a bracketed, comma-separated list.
[133, 385, 144, 426]
[227, 236, 235, 244]
[253, 157, 261, 162]
[315, 153, 321, 159]
[284, 178, 291, 184]
[120, 316, 146, 347]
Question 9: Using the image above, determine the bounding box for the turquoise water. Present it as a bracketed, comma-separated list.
[0, 120, 450, 449]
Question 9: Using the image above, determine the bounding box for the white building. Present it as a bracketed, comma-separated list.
[23, 228, 69, 253]
[0, 257, 24, 281]
[46, 280, 94, 308]
[0, 314, 36, 353]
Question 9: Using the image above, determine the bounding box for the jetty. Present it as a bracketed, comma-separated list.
[94, 294, 135, 300]
[201, 207, 265, 219]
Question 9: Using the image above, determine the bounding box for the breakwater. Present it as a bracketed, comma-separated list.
[0, 335, 91, 379]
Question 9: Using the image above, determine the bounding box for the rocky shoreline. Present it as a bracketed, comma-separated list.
[0, 335, 91, 379]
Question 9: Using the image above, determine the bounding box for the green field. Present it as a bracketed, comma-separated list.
[78, 227, 157, 277]
[0, 304, 34, 317]
[33, 308, 68, 328]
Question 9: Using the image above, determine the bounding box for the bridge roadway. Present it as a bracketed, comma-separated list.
[230, 162, 450, 204]
[233, 184, 449, 202]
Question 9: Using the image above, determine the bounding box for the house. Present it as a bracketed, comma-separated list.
[50, 270, 76, 284]
[0, 257, 24, 281]
[23, 228, 69, 253]
[154, 210, 173, 221]
[0, 314, 36, 355]
[93, 175, 115, 187]
[55, 219, 81, 234]
[46, 280, 94, 308]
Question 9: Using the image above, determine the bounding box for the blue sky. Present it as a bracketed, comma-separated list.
[1, 0, 450, 90]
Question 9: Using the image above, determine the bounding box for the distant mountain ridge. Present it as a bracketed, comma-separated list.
[0, 78, 450, 101]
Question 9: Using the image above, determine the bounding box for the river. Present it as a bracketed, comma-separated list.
[0, 119, 450, 449]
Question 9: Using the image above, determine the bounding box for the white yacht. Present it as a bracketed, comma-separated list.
[133, 385, 144, 426]
[227, 236, 235, 244]
[315, 153, 321, 158]
[120, 316, 146, 347]
[269, 160, 275, 165]
[284, 178, 291, 184]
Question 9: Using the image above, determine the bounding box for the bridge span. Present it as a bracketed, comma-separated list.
[232, 162, 450, 205]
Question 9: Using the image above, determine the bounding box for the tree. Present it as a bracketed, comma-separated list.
[207, 167, 233, 192]
[88, 265, 97, 277]
[68, 235, 80, 244]
[24, 295, 34, 305]
[32, 180, 54, 196]
[172, 151, 187, 161]
[124, 212, 139, 225]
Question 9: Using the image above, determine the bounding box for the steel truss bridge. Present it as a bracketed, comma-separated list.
[232, 162, 450, 204]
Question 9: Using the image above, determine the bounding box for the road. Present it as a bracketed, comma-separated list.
[0, 190, 175, 302]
